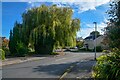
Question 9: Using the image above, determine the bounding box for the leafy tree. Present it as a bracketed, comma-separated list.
[106, 1, 120, 49]
[92, 1, 120, 79]
[9, 22, 25, 56]
[2, 37, 10, 56]
[2, 37, 9, 49]
[9, 5, 80, 55]
[26, 5, 80, 54]
[9, 30, 14, 55]
[76, 41, 84, 48]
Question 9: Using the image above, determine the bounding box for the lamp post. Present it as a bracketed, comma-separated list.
[93, 22, 97, 60]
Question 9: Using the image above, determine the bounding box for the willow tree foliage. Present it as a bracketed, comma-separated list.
[9, 5, 80, 55]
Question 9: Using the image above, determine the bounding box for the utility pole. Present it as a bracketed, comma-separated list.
[93, 22, 97, 60]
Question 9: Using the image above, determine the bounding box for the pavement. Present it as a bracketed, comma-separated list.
[0, 52, 65, 67]
[1, 57, 46, 67]
[60, 60, 96, 80]
[1, 52, 102, 79]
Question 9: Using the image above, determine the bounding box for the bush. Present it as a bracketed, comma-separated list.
[93, 46, 102, 52]
[102, 50, 110, 53]
[76, 41, 84, 48]
[16, 42, 28, 57]
[2, 47, 10, 56]
[92, 48, 120, 79]
[0, 49, 5, 60]
[96, 46, 102, 52]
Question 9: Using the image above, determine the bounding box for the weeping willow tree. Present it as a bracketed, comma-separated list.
[9, 5, 80, 55]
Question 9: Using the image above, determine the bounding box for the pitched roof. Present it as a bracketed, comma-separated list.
[84, 35, 101, 40]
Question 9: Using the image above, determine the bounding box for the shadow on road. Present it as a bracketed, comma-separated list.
[32, 62, 77, 76]
[32, 60, 95, 77]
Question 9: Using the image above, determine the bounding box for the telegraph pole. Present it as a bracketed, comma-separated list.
[93, 22, 97, 60]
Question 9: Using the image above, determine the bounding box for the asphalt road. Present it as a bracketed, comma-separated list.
[2, 52, 102, 78]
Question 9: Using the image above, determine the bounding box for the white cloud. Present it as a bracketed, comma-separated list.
[2, 0, 111, 14]
[97, 22, 107, 34]
[6, 0, 110, 13]
[52, 0, 110, 13]
[26, 2, 43, 9]
[77, 27, 94, 38]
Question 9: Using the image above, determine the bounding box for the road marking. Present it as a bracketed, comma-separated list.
[59, 59, 95, 80]
[59, 72, 68, 80]
[59, 63, 77, 80]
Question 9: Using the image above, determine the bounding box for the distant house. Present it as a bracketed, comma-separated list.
[84, 35, 107, 50]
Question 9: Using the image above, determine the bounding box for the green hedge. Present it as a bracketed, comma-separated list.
[93, 46, 102, 52]
[92, 48, 120, 79]
[0, 49, 5, 60]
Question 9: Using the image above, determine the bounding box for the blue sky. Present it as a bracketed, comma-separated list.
[2, 0, 110, 39]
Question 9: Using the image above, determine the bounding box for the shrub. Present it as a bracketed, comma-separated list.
[76, 41, 84, 48]
[2, 47, 10, 56]
[96, 46, 102, 52]
[92, 48, 120, 79]
[102, 50, 110, 54]
[0, 49, 5, 60]
[93, 46, 102, 52]
[16, 42, 28, 57]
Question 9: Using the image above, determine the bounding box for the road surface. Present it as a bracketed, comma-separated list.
[2, 52, 102, 78]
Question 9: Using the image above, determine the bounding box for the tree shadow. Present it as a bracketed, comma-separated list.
[69, 60, 96, 75]
[32, 61, 78, 76]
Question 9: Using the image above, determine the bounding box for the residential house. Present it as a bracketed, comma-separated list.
[84, 34, 107, 50]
